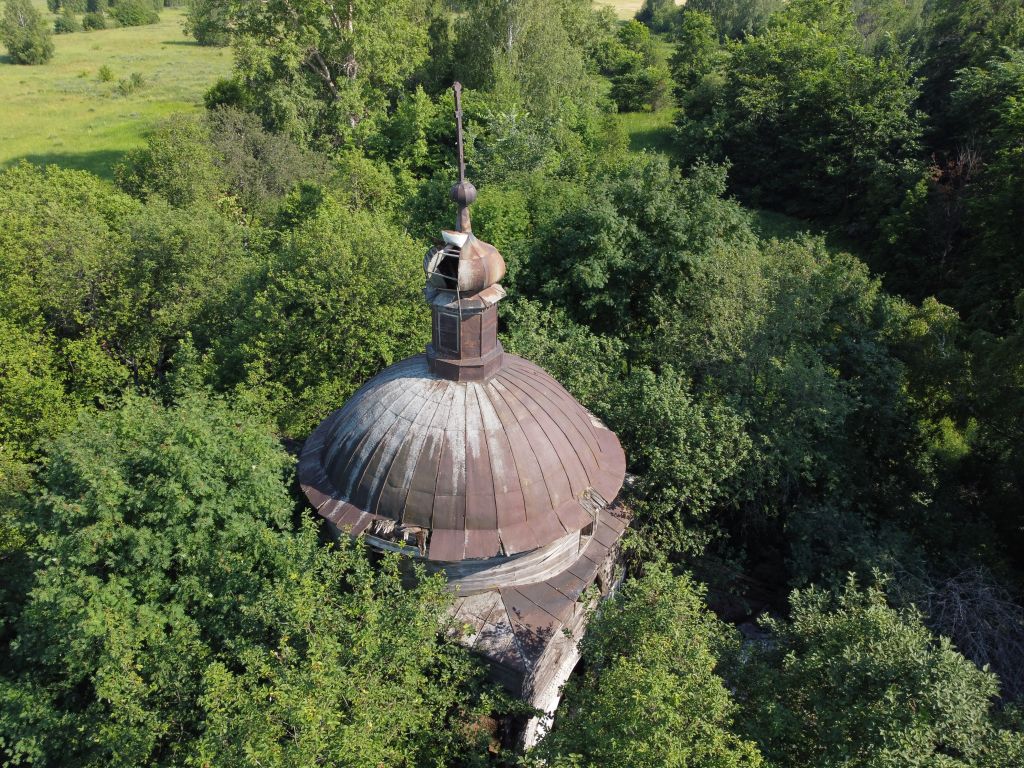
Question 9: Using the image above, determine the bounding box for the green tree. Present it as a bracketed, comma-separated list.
[228, 0, 434, 146]
[115, 113, 221, 206]
[850, 0, 926, 56]
[965, 301, 1024, 565]
[214, 195, 429, 435]
[0, 394, 492, 767]
[108, 0, 158, 25]
[0, 163, 259, 394]
[676, 0, 923, 225]
[1, 0, 54, 64]
[117, 197, 263, 379]
[81, 10, 105, 28]
[207, 105, 330, 216]
[500, 298, 625, 414]
[191, 535, 492, 767]
[728, 576, 1024, 767]
[0, 320, 70, 462]
[919, 0, 1024, 132]
[955, 50, 1024, 331]
[603, 20, 671, 112]
[685, 0, 783, 39]
[184, 0, 228, 45]
[453, 0, 596, 116]
[636, 0, 682, 34]
[53, 6, 81, 33]
[0, 163, 137, 395]
[670, 10, 722, 94]
[669, 233, 934, 583]
[607, 368, 751, 557]
[535, 564, 762, 767]
[882, 49, 1024, 326]
[523, 157, 751, 353]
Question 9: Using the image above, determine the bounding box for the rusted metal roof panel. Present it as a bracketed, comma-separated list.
[497, 519, 541, 556]
[427, 527, 465, 561]
[298, 354, 626, 562]
[464, 527, 501, 559]
[553, 500, 594, 533]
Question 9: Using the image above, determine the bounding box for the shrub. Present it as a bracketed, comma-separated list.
[81, 9, 106, 28]
[96, 62, 112, 79]
[611, 63, 671, 111]
[1, 0, 55, 64]
[115, 112, 220, 206]
[53, 7, 80, 33]
[115, 70, 145, 95]
[535, 564, 762, 767]
[208, 106, 329, 214]
[109, 0, 158, 26]
[597, 18, 671, 112]
[203, 76, 247, 110]
[636, 0, 682, 33]
[675, 0, 923, 224]
[184, 0, 228, 45]
[0, 394, 494, 767]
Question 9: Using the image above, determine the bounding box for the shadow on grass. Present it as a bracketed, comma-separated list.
[617, 108, 678, 157]
[748, 207, 863, 255]
[5, 149, 127, 179]
[627, 124, 675, 155]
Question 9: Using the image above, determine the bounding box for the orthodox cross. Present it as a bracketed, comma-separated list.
[453, 81, 466, 184]
[449, 81, 477, 232]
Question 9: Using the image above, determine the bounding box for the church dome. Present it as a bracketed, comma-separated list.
[298, 353, 626, 562]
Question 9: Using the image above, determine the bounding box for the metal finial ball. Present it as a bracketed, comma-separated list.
[450, 180, 477, 205]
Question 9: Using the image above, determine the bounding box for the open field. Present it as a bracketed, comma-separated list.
[0, 8, 230, 178]
[595, 0, 645, 18]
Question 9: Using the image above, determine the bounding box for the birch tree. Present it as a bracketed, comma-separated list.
[228, 0, 434, 145]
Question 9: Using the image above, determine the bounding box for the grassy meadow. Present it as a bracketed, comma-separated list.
[0, 7, 230, 178]
[596, 0, 647, 19]
[616, 107, 675, 154]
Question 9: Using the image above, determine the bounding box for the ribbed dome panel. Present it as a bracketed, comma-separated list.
[298, 354, 626, 561]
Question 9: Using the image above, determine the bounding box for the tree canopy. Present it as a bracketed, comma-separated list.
[0, 394, 493, 767]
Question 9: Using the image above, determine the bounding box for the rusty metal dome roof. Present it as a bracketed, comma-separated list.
[298, 353, 626, 562]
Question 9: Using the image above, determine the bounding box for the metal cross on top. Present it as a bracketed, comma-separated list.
[449, 81, 477, 233]
[453, 81, 466, 183]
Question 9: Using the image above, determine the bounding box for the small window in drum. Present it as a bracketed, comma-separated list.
[438, 312, 460, 352]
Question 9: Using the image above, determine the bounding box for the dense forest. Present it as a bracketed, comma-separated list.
[2, 0, 1024, 764]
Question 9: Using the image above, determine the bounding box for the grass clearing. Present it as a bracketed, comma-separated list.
[0, 8, 230, 178]
[617, 107, 676, 155]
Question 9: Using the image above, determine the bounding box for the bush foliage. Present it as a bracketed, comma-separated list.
[1, 0, 54, 63]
